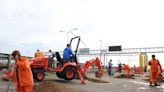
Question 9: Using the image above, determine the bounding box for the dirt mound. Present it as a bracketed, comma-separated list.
[83, 75, 109, 83]
[114, 73, 135, 79]
[33, 81, 84, 92]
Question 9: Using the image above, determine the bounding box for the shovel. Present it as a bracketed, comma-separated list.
[4, 63, 15, 92]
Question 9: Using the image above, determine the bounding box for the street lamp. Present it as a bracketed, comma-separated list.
[99, 40, 102, 59]
[99, 40, 104, 69]
[59, 28, 87, 47]
[99, 40, 103, 53]
[59, 28, 77, 44]
[69, 31, 87, 47]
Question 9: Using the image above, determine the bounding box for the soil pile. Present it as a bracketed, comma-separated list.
[114, 73, 135, 79]
[83, 75, 109, 83]
[33, 81, 84, 92]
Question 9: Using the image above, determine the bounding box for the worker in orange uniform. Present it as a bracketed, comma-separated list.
[148, 55, 162, 86]
[134, 65, 137, 74]
[10, 50, 34, 92]
[139, 66, 144, 74]
[123, 64, 130, 77]
[34, 49, 44, 58]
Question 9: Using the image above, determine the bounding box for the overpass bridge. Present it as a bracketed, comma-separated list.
[1, 47, 164, 70]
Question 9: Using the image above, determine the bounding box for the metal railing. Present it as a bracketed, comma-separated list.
[0, 53, 32, 70]
[78, 47, 164, 56]
[0, 53, 11, 70]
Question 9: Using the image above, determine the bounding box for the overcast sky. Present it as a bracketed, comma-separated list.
[0, 0, 164, 56]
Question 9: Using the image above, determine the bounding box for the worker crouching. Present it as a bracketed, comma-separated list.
[10, 50, 34, 92]
[123, 64, 130, 77]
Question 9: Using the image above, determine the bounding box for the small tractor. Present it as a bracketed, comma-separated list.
[3, 36, 103, 84]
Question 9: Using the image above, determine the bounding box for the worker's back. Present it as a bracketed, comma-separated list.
[35, 50, 44, 58]
[63, 47, 73, 61]
[124, 64, 130, 70]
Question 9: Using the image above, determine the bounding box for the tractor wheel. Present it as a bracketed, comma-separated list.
[62, 67, 76, 81]
[56, 72, 63, 78]
[33, 69, 45, 81]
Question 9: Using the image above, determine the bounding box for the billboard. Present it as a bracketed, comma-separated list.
[109, 46, 122, 51]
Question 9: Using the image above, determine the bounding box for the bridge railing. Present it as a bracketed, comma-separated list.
[0, 53, 11, 70]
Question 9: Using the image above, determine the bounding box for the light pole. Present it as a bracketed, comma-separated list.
[99, 40, 106, 70]
[69, 31, 87, 47]
[99, 40, 102, 51]
[60, 28, 87, 47]
[59, 28, 77, 44]
[99, 40, 102, 62]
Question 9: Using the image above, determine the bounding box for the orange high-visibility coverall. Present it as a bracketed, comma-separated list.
[11, 57, 34, 92]
[148, 59, 162, 84]
[139, 66, 144, 74]
[34, 51, 44, 58]
[123, 64, 130, 77]
[134, 65, 137, 74]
